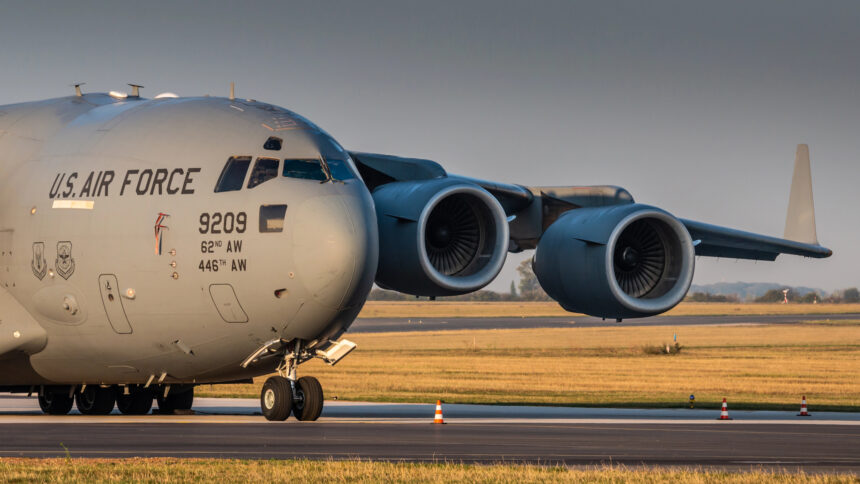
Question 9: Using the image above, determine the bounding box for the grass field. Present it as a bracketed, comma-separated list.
[201, 322, 860, 411]
[0, 459, 856, 483]
[357, 301, 860, 319]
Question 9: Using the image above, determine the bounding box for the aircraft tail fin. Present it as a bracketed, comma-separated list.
[783, 144, 819, 245]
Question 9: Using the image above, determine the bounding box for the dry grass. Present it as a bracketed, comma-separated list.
[201, 324, 860, 410]
[358, 301, 860, 319]
[0, 459, 856, 483]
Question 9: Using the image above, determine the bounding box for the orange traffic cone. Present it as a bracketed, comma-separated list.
[717, 397, 732, 420]
[797, 396, 811, 417]
[433, 400, 445, 424]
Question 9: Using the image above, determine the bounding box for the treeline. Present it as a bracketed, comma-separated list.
[684, 287, 859, 304]
[752, 287, 859, 304]
[368, 288, 521, 302]
[373, 287, 860, 304]
[684, 292, 741, 303]
[368, 256, 860, 304]
[368, 259, 552, 302]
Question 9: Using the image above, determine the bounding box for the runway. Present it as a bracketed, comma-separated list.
[2, 313, 858, 469]
[350, 312, 860, 332]
[2, 397, 858, 470]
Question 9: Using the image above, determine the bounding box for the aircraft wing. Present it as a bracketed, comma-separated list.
[350, 144, 831, 259]
[681, 219, 831, 261]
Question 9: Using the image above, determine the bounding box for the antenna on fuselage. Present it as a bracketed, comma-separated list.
[72, 83, 86, 97]
[128, 83, 144, 98]
[229, 82, 235, 101]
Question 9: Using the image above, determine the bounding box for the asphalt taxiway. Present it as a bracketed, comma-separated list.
[1, 396, 858, 470]
[350, 312, 860, 332]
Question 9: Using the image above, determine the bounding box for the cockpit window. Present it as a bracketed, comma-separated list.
[248, 157, 280, 189]
[215, 156, 251, 192]
[325, 157, 357, 181]
[283, 159, 328, 181]
[318, 137, 359, 181]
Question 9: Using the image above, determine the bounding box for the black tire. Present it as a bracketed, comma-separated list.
[261, 376, 293, 421]
[157, 387, 194, 413]
[117, 388, 154, 415]
[75, 386, 116, 415]
[294, 376, 324, 421]
[38, 392, 74, 415]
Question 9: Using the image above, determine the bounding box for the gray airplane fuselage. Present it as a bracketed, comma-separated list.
[0, 90, 835, 401]
[0, 94, 378, 385]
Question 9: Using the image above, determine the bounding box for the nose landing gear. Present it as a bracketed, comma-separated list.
[260, 341, 324, 421]
[292, 376, 324, 421]
[261, 375, 324, 421]
[261, 376, 292, 421]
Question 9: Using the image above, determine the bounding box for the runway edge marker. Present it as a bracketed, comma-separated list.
[797, 395, 811, 417]
[717, 397, 732, 420]
[433, 400, 446, 424]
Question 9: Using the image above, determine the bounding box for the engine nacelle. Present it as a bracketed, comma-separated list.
[373, 179, 509, 296]
[534, 204, 695, 318]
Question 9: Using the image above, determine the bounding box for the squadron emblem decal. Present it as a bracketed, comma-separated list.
[55, 241, 75, 280]
[154, 212, 170, 255]
[31, 242, 47, 280]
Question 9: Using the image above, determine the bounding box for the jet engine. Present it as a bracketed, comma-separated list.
[533, 204, 695, 319]
[372, 179, 509, 296]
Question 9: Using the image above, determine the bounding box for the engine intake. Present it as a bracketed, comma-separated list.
[533, 204, 695, 318]
[373, 179, 508, 296]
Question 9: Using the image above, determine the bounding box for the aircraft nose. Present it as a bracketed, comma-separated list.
[291, 185, 378, 310]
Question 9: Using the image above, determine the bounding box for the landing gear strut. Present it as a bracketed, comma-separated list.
[260, 341, 324, 421]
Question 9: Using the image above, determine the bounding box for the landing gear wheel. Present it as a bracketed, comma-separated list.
[261, 376, 293, 421]
[293, 376, 324, 421]
[75, 386, 116, 415]
[157, 387, 194, 413]
[117, 388, 154, 415]
[38, 392, 74, 415]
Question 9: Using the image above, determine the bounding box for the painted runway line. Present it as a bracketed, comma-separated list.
[2, 397, 858, 469]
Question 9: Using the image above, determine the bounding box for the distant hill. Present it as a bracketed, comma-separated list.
[689, 282, 825, 300]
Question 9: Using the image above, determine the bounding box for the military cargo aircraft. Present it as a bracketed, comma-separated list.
[0, 85, 830, 420]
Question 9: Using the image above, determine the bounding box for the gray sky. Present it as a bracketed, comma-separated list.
[1, 0, 857, 292]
